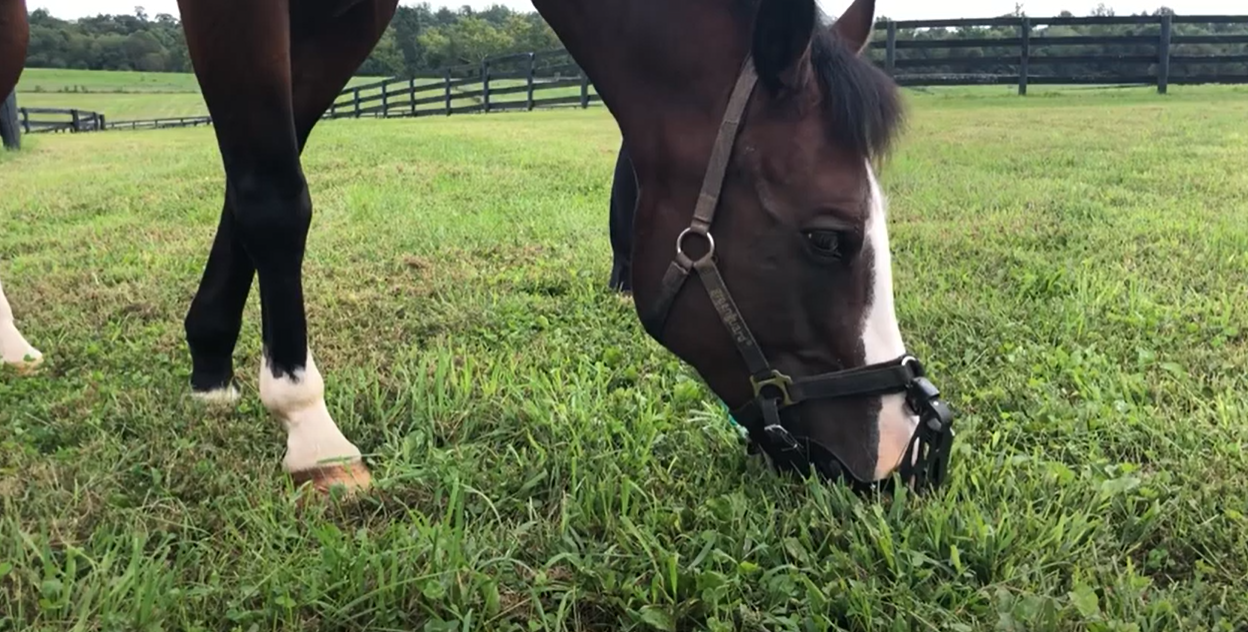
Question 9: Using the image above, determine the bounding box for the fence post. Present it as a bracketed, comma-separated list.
[526, 52, 536, 111]
[98, 114, 106, 130]
[483, 60, 491, 113]
[885, 20, 897, 76]
[353, 88, 361, 117]
[444, 68, 452, 115]
[71, 109, 81, 132]
[580, 70, 590, 108]
[1158, 13, 1172, 94]
[381, 81, 389, 117]
[409, 77, 417, 116]
[21, 107, 29, 134]
[1018, 16, 1030, 96]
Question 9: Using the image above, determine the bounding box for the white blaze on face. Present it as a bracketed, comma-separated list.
[0, 275, 43, 371]
[861, 163, 919, 480]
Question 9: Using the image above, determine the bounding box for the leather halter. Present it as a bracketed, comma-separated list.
[637, 56, 955, 493]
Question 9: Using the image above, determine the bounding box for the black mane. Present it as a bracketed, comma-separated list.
[730, 0, 905, 160]
[808, 19, 905, 160]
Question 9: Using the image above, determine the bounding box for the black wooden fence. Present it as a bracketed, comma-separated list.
[13, 109, 212, 133]
[874, 13, 1248, 94]
[323, 48, 595, 120]
[323, 13, 1248, 118]
[17, 107, 105, 133]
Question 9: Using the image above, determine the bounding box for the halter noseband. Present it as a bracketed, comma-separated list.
[637, 56, 955, 494]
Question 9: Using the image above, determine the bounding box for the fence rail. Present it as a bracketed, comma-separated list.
[18, 107, 105, 133]
[106, 116, 213, 130]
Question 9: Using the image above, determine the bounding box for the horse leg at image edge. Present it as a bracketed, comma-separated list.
[608, 140, 638, 294]
[0, 275, 42, 373]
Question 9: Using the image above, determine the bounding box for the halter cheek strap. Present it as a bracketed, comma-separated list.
[639, 56, 760, 341]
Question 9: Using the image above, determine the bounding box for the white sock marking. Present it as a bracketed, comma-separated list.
[0, 275, 43, 370]
[861, 164, 920, 480]
[259, 349, 362, 474]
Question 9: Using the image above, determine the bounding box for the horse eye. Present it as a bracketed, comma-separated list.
[803, 230, 842, 258]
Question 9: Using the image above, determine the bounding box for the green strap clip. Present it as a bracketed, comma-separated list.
[719, 400, 750, 442]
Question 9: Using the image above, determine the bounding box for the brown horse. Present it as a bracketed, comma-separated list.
[0, 0, 954, 496]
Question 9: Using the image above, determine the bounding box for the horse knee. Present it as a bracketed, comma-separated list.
[229, 165, 313, 251]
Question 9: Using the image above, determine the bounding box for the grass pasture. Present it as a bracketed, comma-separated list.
[16, 68, 207, 94]
[1, 85, 1247, 630]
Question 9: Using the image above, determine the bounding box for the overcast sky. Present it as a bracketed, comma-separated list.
[26, 0, 1235, 22]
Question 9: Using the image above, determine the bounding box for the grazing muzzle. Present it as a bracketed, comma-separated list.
[638, 56, 956, 494]
[727, 355, 954, 492]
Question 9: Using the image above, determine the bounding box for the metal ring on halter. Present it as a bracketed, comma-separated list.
[675, 227, 715, 263]
[899, 354, 922, 374]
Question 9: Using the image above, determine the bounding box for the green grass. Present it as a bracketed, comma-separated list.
[1, 83, 1247, 630]
[16, 68, 207, 94]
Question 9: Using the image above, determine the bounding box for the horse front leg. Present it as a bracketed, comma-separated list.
[184, 194, 254, 405]
[178, 0, 372, 494]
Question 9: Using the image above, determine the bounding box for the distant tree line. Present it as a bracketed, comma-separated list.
[23, 3, 562, 78]
[25, 8, 191, 74]
[19, 2, 1248, 82]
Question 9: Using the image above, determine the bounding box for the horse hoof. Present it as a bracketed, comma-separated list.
[4, 352, 43, 376]
[290, 460, 373, 496]
[191, 385, 241, 407]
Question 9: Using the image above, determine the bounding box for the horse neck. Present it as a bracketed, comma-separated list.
[531, 0, 751, 144]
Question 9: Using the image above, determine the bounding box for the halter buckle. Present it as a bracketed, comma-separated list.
[751, 370, 794, 407]
[907, 376, 941, 412]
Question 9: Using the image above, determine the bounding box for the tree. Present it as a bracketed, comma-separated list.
[358, 26, 406, 77]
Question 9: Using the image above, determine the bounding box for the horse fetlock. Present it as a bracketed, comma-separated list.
[189, 349, 236, 397]
[259, 350, 325, 412]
